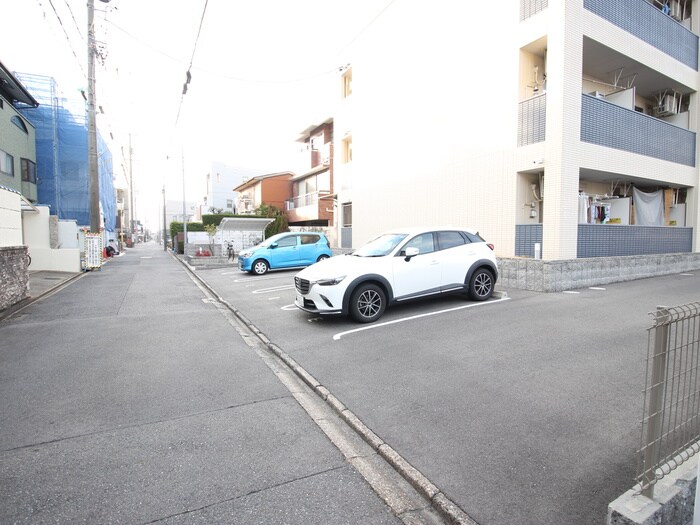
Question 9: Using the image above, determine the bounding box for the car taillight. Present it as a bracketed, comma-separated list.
[487, 243, 494, 251]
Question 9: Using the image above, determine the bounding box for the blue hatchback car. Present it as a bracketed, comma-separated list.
[238, 232, 332, 275]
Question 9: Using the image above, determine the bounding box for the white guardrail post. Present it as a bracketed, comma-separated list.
[641, 306, 670, 500]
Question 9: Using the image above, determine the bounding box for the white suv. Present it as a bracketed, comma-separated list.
[294, 227, 498, 323]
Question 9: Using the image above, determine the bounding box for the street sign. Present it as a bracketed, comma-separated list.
[84, 233, 103, 269]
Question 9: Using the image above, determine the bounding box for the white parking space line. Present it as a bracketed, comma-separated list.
[268, 297, 280, 300]
[589, 287, 606, 291]
[281, 304, 297, 311]
[563, 291, 580, 294]
[332, 297, 510, 341]
[681, 273, 695, 276]
[252, 285, 295, 294]
[232, 275, 294, 283]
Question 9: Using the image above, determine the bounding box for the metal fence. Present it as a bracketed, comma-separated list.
[636, 302, 700, 498]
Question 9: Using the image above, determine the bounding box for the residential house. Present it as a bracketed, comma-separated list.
[0, 61, 39, 203]
[234, 172, 293, 214]
[337, 0, 700, 265]
[288, 119, 334, 230]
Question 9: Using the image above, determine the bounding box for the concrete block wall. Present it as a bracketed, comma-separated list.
[497, 253, 700, 292]
[607, 456, 697, 525]
[0, 246, 29, 311]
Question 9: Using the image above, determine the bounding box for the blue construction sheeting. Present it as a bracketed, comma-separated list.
[15, 73, 116, 232]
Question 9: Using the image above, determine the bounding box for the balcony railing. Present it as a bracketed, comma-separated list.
[581, 94, 696, 166]
[584, 0, 698, 70]
[520, 0, 547, 21]
[518, 94, 547, 146]
[285, 190, 331, 211]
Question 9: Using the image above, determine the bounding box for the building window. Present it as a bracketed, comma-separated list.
[11, 116, 28, 134]
[0, 150, 14, 177]
[342, 203, 352, 227]
[226, 199, 233, 209]
[342, 67, 353, 98]
[21, 158, 36, 183]
[342, 135, 352, 163]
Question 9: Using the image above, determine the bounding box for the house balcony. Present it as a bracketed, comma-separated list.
[285, 190, 333, 224]
[584, 0, 698, 70]
[518, 94, 546, 146]
[581, 94, 696, 166]
[520, 0, 547, 21]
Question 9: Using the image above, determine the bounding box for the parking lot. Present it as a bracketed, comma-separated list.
[198, 264, 700, 525]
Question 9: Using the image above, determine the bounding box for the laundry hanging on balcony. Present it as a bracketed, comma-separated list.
[632, 188, 664, 226]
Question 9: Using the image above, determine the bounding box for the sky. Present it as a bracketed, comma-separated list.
[1, 0, 394, 230]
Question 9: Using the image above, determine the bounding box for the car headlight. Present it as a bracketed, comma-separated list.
[239, 250, 253, 258]
[316, 276, 346, 286]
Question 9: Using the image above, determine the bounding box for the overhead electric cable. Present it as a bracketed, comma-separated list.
[62, 0, 86, 44]
[174, 0, 209, 127]
[44, 0, 86, 78]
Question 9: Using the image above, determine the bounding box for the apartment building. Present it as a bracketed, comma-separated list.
[288, 119, 334, 228]
[201, 162, 265, 216]
[337, 0, 699, 261]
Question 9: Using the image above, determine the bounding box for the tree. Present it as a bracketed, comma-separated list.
[204, 223, 217, 255]
[255, 204, 288, 237]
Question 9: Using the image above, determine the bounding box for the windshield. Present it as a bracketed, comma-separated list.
[258, 233, 286, 248]
[353, 233, 407, 257]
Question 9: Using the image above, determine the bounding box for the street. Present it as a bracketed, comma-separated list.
[3, 242, 700, 524]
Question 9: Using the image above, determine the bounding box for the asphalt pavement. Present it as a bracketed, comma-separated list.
[195, 253, 700, 525]
[0, 243, 410, 525]
[6, 244, 700, 525]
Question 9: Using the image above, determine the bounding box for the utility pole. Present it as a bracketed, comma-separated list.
[182, 149, 187, 254]
[87, 0, 100, 233]
[162, 186, 167, 251]
[129, 133, 134, 244]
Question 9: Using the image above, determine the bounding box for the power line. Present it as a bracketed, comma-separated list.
[174, 0, 209, 127]
[42, 0, 86, 78]
[62, 0, 86, 45]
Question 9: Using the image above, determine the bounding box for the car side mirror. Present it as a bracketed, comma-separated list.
[270, 242, 278, 249]
[404, 247, 419, 261]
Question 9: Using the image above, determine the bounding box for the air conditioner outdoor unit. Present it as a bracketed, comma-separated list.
[658, 93, 679, 115]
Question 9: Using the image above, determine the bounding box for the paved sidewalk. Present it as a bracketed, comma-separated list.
[0, 243, 402, 524]
[28, 270, 83, 298]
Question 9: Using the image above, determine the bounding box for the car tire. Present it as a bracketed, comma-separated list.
[349, 283, 386, 323]
[468, 268, 494, 301]
[251, 259, 269, 275]
[317, 254, 330, 262]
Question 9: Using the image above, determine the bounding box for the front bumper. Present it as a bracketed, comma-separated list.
[238, 257, 252, 272]
[294, 277, 345, 315]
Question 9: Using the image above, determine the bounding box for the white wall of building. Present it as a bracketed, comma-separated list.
[22, 206, 80, 272]
[0, 187, 22, 247]
[347, 1, 520, 253]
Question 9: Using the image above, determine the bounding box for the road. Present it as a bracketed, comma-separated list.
[3, 242, 699, 524]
